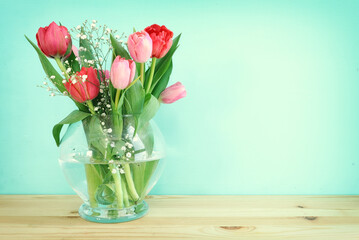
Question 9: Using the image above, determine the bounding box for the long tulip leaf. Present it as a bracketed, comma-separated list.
[52, 110, 91, 146]
[25, 35, 88, 112]
[110, 34, 131, 60]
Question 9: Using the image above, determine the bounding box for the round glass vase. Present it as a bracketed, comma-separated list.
[58, 114, 165, 223]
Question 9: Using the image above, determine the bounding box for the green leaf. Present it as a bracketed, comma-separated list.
[53, 110, 91, 146]
[25, 35, 66, 93]
[156, 34, 181, 70]
[25, 35, 88, 112]
[139, 94, 160, 126]
[152, 61, 173, 98]
[110, 34, 131, 60]
[145, 34, 181, 93]
[66, 51, 80, 72]
[124, 81, 145, 115]
[137, 121, 155, 156]
[79, 28, 97, 68]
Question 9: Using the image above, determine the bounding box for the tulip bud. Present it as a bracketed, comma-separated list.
[63, 67, 100, 103]
[110, 56, 136, 89]
[127, 31, 152, 63]
[99, 70, 110, 85]
[36, 22, 72, 58]
[159, 82, 186, 104]
[145, 24, 173, 59]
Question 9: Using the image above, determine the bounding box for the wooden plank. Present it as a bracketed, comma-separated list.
[0, 195, 358, 239]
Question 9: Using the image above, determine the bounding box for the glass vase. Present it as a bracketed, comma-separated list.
[58, 114, 165, 223]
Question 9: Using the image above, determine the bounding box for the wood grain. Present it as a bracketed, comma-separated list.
[0, 195, 358, 239]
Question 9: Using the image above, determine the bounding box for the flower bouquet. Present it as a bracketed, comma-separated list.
[25, 20, 186, 223]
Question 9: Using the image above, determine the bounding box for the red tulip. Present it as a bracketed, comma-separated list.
[144, 24, 173, 59]
[63, 67, 100, 103]
[36, 22, 72, 58]
[159, 82, 186, 104]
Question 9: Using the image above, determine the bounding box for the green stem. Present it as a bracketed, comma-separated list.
[86, 100, 96, 115]
[123, 163, 139, 202]
[114, 89, 121, 111]
[55, 57, 70, 80]
[109, 164, 124, 209]
[84, 164, 103, 208]
[145, 58, 156, 93]
[140, 63, 145, 86]
[121, 176, 130, 207]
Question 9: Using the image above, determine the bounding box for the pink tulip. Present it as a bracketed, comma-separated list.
[127, 31, 152, 63]
[145, 24, 173, 59]
[63, 67, 100, 103]
[36, 21, 72, 58]
[65, 45, 79, 59]
[71, 45, 79, 57]
[110, 56, 136, 89]
[99, 70, 110, 84]
[159, 82, 186, 104]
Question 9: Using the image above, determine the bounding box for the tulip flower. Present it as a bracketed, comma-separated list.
[64, 45, 79, 59]
[63, 67, 100, 103]
[159, 82, 186, 104]
[127, 31, 152, 63]
[145, 24, 173, 59]
[36, 22, 72, 58]
[100, 70, 110, 81]
[110, 56, 136, 90]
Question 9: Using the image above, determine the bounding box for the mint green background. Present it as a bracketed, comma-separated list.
[0, 0, 358, 194]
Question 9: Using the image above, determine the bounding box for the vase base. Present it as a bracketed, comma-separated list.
[78, 201, 149, 223]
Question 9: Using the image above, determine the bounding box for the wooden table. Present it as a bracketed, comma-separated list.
[0, 195, 358, 239]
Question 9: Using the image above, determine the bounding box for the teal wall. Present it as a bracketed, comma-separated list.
[1, 0, 359, 194]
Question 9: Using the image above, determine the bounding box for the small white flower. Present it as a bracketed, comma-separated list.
[76, 25, 81, 30]
[76, 33, 81, 38]
[101, 37, 105, 40]
[91, 23, 96, 28]
[109, 160, 114, 164]
[106, 104, 111, 108]
[126, 152, 132, 158]
[43, 81, 47, 85]
[62, 80, 66, 84]
[92, 20, 97, 23]
[47, 87, 51, 91]
[99, 57, 103, 62]
[119, 168, 125, 174]
[64, 60, 69, 64]
[127, 143, 133, 148]
[94, 107, 99, 111]
[66, 68, 71, 73]
[107, 128, 112, 133]
[63, 91, 68, 95]
[50, 75, 55, 79]
[111, 169, 117, 174]
[72, 79, 77, 84]
[115, 35, 120, 39]
[121, 146, 126, 151]
[119, 40, 123, 43]
[86, 151, 93, 157]
[81, 35, 87, 40]
[50, 93, 55, 97]
[64, 35, 68, 39]
[101, 113, 106, 117]
[101, 122, 105, 126]
[84, 59, 88, 63]
[110, 142, 115, 147]
[82, 75, 88, 80]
